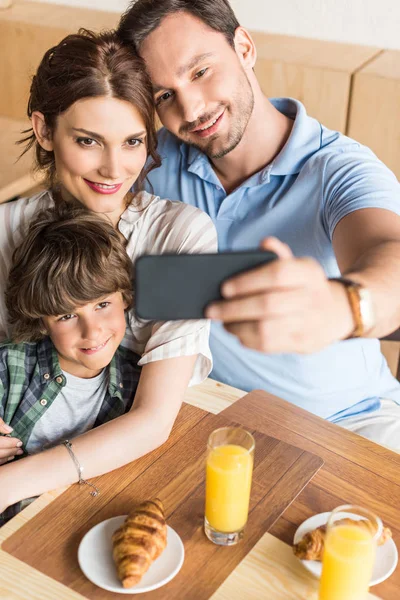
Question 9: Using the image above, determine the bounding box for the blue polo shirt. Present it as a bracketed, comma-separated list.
[144, 98, 400, 420]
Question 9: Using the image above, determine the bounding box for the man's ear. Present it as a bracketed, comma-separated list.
[31, 111, 54, 151]
[234, 27, 257, 70]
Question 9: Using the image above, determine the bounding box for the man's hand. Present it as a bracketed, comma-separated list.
[0, 419, 23, 465]
[206, 237, 355, 354]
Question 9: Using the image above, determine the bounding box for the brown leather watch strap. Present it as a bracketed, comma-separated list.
[329, 277, 364, 338]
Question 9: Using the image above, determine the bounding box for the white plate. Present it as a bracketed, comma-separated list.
[293, 512, 398, 586]
[78, 515, 184, 593]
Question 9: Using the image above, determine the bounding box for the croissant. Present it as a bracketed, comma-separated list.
[293, 517, 392, 561]
[112, 498, 167, 588]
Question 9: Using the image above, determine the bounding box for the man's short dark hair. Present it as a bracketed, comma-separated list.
[118, 0, 240, 51]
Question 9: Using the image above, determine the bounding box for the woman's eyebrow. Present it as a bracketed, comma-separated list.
[72, 128, 147, 140]
[72, 127, 105, 140]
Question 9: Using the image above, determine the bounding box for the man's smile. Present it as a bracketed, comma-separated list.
[189, 110, 225, 138]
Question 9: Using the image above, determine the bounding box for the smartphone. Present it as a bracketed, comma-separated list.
[135, 250, 278, 320]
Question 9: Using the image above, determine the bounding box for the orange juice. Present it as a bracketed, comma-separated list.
[319, 523, 375, 600]
[205, 443, 253, 532]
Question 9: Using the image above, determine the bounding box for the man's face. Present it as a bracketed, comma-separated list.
[140, 13, 254, 159]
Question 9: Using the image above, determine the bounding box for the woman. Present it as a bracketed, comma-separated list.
[0, 30, 216, 518]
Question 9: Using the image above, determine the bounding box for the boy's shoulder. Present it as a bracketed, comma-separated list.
[0, 340, 39, 365]
[0, 342, 37, 387]
[0, 339, 52, 374]
[0, 339, 35, 356]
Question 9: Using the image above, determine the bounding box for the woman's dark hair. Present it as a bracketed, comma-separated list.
[19, 28, 160, 189]
[6, 204, 133, 343]
[118, 0, 240, 52]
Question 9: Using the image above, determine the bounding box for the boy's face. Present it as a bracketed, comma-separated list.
[140, 12, 255, 160]
[42, 292, 127, 379]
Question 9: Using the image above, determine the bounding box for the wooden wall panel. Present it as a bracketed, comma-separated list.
[255, 61, 351, 133]
[0, 1, 119, 201]
[252, 32, 379, 133]
[0, 0, 118, 120]
[381, 341, 400, 381]
[0, 116, 39, 203]
[348, 50, 400, 179]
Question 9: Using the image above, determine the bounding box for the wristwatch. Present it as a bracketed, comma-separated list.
[330, 277, 376, 338]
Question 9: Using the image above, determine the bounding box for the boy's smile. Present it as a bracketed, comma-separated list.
[42, 292, 127, 378]
[79, 337, 111, 355]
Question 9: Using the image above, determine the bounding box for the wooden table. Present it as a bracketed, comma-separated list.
[1, 379, 398, 600]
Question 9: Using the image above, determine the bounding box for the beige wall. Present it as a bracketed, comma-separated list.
[21, 0, 400, 51]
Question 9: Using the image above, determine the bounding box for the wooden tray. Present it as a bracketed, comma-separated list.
[2, 402, 323, 599]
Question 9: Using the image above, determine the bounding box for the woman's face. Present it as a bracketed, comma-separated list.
[37, 96, 148, 225]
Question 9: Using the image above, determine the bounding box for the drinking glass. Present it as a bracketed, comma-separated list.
[204, 426, 255, 545]
[319, 504, 382, 600]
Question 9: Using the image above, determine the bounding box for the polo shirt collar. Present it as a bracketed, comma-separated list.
[186, 144, 221, 187]
[269, 98, 322, 176]
[181, 98, 322, 183]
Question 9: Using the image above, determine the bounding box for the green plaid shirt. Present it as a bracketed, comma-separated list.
[0, 337, 141, 526]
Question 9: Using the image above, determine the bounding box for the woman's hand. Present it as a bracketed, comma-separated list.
[0, 419, 23, 465]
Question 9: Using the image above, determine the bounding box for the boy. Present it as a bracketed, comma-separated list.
[0, 205, 140, 525]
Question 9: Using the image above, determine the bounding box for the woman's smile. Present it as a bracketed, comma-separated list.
[83, 179, 124, 195]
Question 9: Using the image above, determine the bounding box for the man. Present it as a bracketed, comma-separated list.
[117, 0, 400, 448]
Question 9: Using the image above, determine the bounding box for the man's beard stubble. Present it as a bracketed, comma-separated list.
[178, 71, 255, 160]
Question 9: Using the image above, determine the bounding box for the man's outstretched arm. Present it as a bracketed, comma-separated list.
[206, 208, 400, 354]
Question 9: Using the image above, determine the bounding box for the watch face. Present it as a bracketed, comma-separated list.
[359, 288, 376, 332]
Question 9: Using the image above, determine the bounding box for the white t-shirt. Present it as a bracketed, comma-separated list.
[0, 190, 218, 385]
[26, 368, 108, 453]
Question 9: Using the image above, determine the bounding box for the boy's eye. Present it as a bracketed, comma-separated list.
[58, 313, 75, 322]
[194, 68, 208, 79]
[97, 301, 110, 310]
[77, 137, 97, 147]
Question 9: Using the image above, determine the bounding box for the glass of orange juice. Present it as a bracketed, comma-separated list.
[204, 426, 255, 545]
[319, 505, 382, 600]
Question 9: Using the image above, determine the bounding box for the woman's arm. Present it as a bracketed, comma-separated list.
[0, 355, 197, 512]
